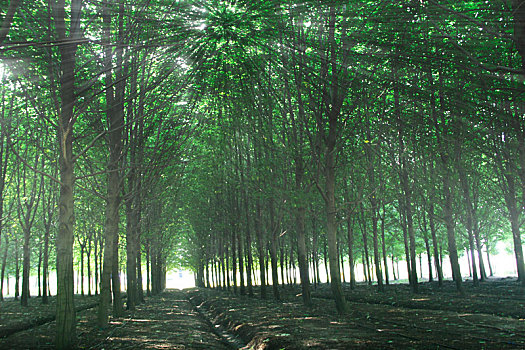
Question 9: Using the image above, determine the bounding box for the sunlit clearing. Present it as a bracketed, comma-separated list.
[166, 269, 195, 290]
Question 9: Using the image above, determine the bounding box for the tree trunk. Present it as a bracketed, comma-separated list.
[269, 201, 280, 300]
[442, 167, 465, 295]
[359, 205, 372, 285]
[15, 239, 19, 299]
[126, 199, 138, 310]
[137, 245, 144, 303]
[146, 242, 151, 296]
[232, 229, 238, 294]
[486, 247, 494, 276]
[0, 235, 7, 300]
[52, 0, 81, 345]
[21, 227, 30, 306]
[38, 241, 42, 297]
[391, 253, 397, 281]
[94, 233, 99, 296]
[99, 0, 125, 325]
[80, 245, 84, 296]
[380, 204, 389, 285]
[346, 215, 356, 289]
[456, 143, 479, 286]
[87, 241, 92, 296]
[242, 166, 254, 296]
[429, 202, 443, 286]
[254, 198, 266, 299]
[503, 170, 525, 284]
[238, 231, 245, 295]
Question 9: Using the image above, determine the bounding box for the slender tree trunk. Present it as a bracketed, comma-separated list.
[338, 242, 345, 283]
[80, 245, 84, 296]
[21, 227, 31, 306]
[0, 235, 7, 300]
[323, 240, 329, 283]
[346, 216, 356, 289]
[442, 169, 464, 295]
[232, 229, 238, 294]
[15, 239, 19, 299]
[94, 234, 99, 296]
[391, 253, 397, 281]
[238, 231, 245, 295]
[38, 242, 42, 297]
[359, 206, 372, 285]
[254, 198, 266, 299]
[424, 234, 432, 282]
[225, 233, 231, 291]
[279, 243, 285, 289]
[126, 200, 138, 310]
[503, 171, 525, 284]
[242, 164, 254, 296]
[486, 247, 494, 276]
[466, 248, 472, 277]
[380, 205, 389, 285]
[456, 143, 479, 286]
[146, 242, 151, 296]
[429, 203, 443, 286]
[87, 243, 91, 296]
[472, 195, 486, 281]
[137, 247, 144, 303]
[268, 201, 280, 300]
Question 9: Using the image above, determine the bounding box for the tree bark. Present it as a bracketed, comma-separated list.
[52, 0, 81, 345]
[0, 235, 8, 300]
[455, 142, 479, 286]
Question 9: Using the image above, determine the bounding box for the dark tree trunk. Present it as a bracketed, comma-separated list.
[380, 204, 389, 285]
[391, 253, 397, 281]
[486, 247, 494, 277]
[38, 242, 42, 297]
[254, 198, 266, 299]
[53, 0, 81, 346]
[502, 170, 525, 283]
[242, 163, 254, 296]
[346, 216, 356, 289]
[94, 232, 99, 296]
[232, 229, 238, 294]
[137, 246, 144, 303]
[269, 202, 280, 300]
[80, 245, 84, 296]
[15, 239, 19, 299]
[323, 239, 329, 283]
[21, 227, 31, 306]
[442, 168, 465, 295]
[279, 243, 285, 289]
[456, 143, 479, 286]
[87, 240, 92, 296]
[429, 202, 443, 286]
[339, 242, 345, 283]
[0, 235, 8, 300]
[125, 198, 138, 310]
[360, 206, 372, 285]
[146, 242, 151, 296]
[99, 0, 125, 326]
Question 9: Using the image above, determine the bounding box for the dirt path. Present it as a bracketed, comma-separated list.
[1, 290, 233, 349]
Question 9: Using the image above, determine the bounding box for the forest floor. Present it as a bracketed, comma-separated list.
[1, 277, 524, 349]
